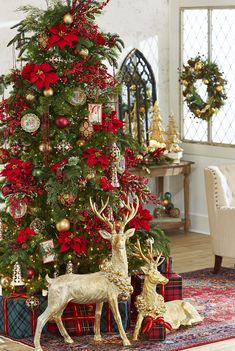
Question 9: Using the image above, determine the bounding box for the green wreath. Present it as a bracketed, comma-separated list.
[180, 56, 227, 121]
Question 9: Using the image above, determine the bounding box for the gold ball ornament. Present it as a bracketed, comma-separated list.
[63, 13, 74, 24]
[26, 93, 36, 102]
[139, 107, 145, 113]
[39, 142, 52, 152]
[43, 88, 54, 97]
[195, 109, 202, 116]
[76, 139, 85, 147]
[215, 85, 223, 92]
[194, 61, 203, 71]
[203, 79, 209, 85]
[79, 48, 89, 59]
[1, 276, 11, 289]
[182, 80, 188, 86]
[56, 218, 71, 232]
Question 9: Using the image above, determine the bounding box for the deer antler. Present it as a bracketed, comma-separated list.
[89, 197, 114, 231]
[132, 239, 151, 264]
[121, 195, 140, 228]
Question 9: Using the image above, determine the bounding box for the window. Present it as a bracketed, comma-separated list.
[181, 8, 235, 145]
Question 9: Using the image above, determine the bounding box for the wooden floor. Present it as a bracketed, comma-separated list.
[168, 230, 235, 273]
[0, 231, 235, 351]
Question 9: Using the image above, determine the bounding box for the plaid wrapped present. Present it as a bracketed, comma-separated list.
[131, 272, 182, 316]
[0, 295, 47, 338]
[158, 256, 172, 273]
[141, 316, 172, 341]
[157, 273, 182, 302]
[48, 301, 129, 336]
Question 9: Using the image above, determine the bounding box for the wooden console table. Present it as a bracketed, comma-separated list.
[132, 161, 194, 231]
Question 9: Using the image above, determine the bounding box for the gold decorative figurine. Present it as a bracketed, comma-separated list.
[148, 101, 166, 151]
[34, 196, 139, 351]
[165, 112, 183, 163]
[132, 240, 203, 341]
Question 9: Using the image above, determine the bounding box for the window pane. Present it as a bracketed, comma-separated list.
[211, 9, 235, 144]
[182, 9, 208, 142]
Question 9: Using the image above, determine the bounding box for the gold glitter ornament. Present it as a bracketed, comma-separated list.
[79, 48, 89, 59]
[56, 218, 71, 232]
[43, 88, 54, 97]
[63, 13, 74, 24]
[0, 276, 11, 289]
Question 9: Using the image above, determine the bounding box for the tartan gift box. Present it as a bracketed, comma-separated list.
[141, 320, 166, 341]
[0, 295, 47, 338]
[157, 272, 182, 302]
[48, 301, 129, 336]
[131, 272, 182, 317]
[158, 256, 172, 273]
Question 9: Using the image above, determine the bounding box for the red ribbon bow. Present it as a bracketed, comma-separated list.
[142, 316, 173, 334]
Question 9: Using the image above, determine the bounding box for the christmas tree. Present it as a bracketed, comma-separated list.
[0, 0, 169, 294]
[165, 113, 183, 153]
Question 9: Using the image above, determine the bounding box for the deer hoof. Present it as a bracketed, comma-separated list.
[123, 339, 131, 346]
[94, 335, 102, 342]
[64, 336, 74, 344]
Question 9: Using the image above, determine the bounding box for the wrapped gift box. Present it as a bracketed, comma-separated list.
[48, 301, 129, 336]
[141, 323, 166, 341]
[158, 256, 172, 273]
[157, 273, 183, 302]
[0, 295, 47, 339]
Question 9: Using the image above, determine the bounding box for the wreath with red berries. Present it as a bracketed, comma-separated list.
[180, 56, 227, 121]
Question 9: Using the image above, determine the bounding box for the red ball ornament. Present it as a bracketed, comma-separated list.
[55, 116, 70, 129]
[27, 267, 35, 279]
[0, 148, 10, 164]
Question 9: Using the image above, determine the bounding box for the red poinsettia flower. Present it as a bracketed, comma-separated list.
[22, 63, 59, 90]
[94, 111, 124, 134]
[94, 32, 106, 45]
[48, 24, 79, 49]
[57, 231, 88, 255]
[84, 148, 109, 169]
[50, 159, 68, 173]
[1, 158, 32, 182]
[129, 205, 153, 231]
[16, 227, 36, 245]
[99, 176, 113, 191]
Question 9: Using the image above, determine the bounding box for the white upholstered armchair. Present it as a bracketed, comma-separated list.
[204, 164, 235, 273]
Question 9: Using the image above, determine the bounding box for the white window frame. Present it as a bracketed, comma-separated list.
[169, 0, 235, 160]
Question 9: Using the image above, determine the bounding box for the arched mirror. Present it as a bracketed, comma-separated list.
[118, 49, 157, 146]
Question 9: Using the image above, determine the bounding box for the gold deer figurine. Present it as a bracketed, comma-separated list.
[34, 196, 139, 351]
[132, 239, 203, 341]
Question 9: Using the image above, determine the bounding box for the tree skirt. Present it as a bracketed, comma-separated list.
[12, 268, 235, 351]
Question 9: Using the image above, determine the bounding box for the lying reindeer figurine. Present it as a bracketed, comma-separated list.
[34, 196, 139, 351]
[132, 240, 203, 341]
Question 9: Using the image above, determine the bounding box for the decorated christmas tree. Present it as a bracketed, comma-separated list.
[0, 0, 169, 295]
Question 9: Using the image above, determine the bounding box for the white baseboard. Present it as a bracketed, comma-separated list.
[189, 213, 210, 235]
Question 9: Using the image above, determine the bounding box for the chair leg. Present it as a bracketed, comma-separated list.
[213, 255, 222, 274]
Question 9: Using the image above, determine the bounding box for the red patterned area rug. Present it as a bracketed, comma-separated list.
[18, 267, 235, 351]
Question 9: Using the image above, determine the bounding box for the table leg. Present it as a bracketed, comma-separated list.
[156, 177, 164, 196]
[184, 172, 190, 231]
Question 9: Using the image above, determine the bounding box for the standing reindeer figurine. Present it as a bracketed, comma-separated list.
[34, 196, 139, 351]
[132, 240, 203, 341]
